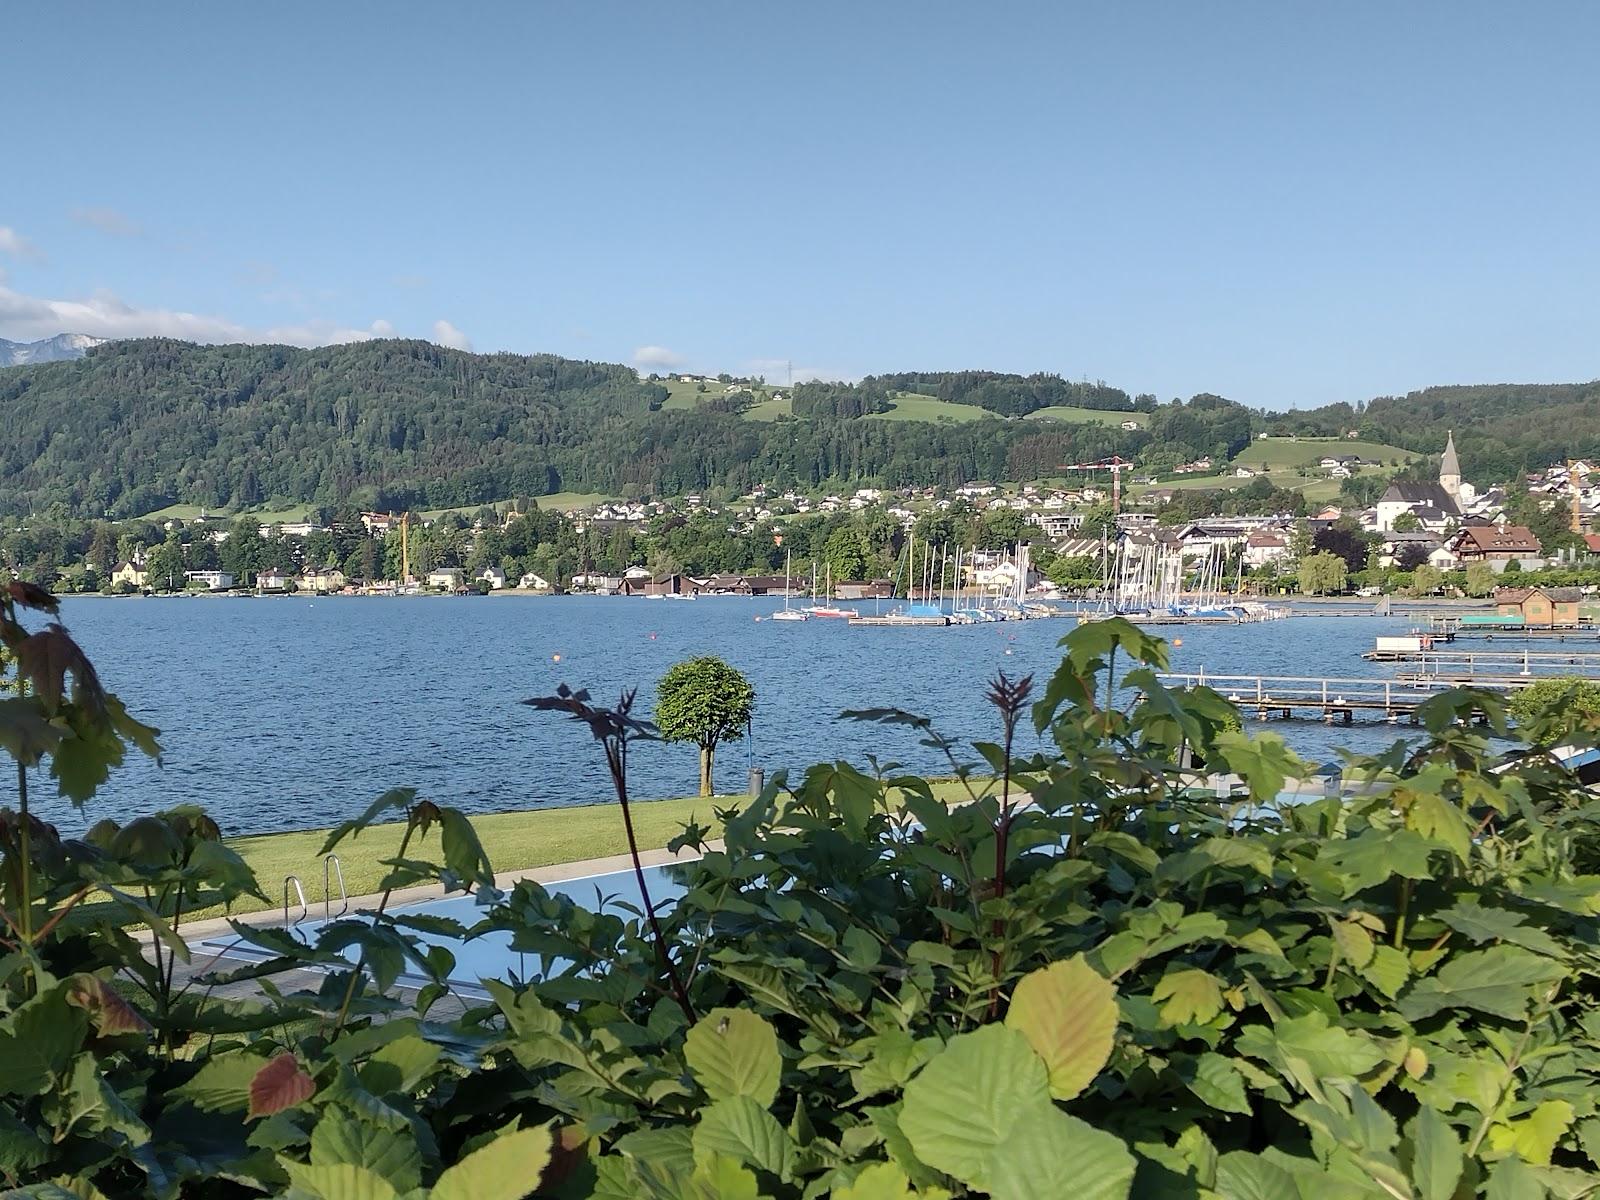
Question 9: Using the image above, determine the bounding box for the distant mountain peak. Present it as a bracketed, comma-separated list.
[0, 333, 108, 367]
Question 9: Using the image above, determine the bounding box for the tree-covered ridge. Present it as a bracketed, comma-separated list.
[4, 337, 1598, 520]
[0, 341, 1149, 517]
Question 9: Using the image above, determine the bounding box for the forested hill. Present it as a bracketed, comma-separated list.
[0, 339, 1143, 516]
[1281, 382, 1600, 481]
[2, 337, 1595, 518]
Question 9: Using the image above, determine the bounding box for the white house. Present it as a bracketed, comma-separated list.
[1120, 420, 1141, 431]
[1242, 532, 1291, 570]
[428, 567, 466, 590]
[517, 571, 553, 591]
[257, 566, 294, 591]
[956, 481, 998, 498]
[300, 565, 347, 593]
[111, 561, 147, 589]
[479, 565, 508, 590]
[184, 570, 235, 591]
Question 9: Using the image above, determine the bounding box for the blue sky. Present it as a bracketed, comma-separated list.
[4, 2, 1597, 407]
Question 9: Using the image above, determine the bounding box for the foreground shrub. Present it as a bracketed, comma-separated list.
[2, 590, 1599, 1197]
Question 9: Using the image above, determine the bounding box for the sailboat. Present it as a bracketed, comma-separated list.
[771, 549, 807, 621]
[806, 562, 851, 618]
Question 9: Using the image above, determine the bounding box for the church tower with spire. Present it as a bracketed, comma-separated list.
[1440, 431, 1462, 502]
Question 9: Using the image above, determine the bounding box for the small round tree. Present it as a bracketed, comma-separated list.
[655, 656, 755, 796]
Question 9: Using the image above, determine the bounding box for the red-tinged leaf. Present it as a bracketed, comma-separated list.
[5, 580, 60, 614]
[12, 624, 106, 717]
[248, 1052, 316, 1119]
[66, 973, 152, 1036]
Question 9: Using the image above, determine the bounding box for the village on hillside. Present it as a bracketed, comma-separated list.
[85, 432, 1600, 625]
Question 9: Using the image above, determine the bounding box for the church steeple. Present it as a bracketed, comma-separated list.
[1440, 431, 1462, 499]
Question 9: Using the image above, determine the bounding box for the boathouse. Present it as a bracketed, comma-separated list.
[1493, 586, 1582, 628]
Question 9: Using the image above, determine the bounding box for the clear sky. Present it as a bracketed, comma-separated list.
[4, 2, 1598, 407]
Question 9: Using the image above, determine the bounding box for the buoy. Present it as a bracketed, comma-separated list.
[650, 632, 658, 640]
[1173, 637, 1183, 647]
[552, 653, 561, 663]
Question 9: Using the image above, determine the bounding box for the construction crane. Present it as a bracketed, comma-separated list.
[1059, 455, 1137, 514]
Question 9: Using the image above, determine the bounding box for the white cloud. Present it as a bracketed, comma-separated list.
[0, 226, 43, 260]
[69, 207, 142, 237]
[0, 279, 392, 348]
[432, 319, 472, 351]
[633, 344, 685, 370]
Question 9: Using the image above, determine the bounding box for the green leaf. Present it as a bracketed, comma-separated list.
[1484, 1154, 1545, 1200]
[1405, 789, 1472, 861]
[1437, 901, 1566, 958]
[0, 983, 87, 1098]
[1214, 1151, 1301, 1200]
[1185, 1053, 1252, 1115]
[0, 695, 63, 763]
[431, 1126, 552, 1200]
[282, 1162, 400, 1200]
[900, 1024, 1122, 1198]
[1152, 968, 1224, 1026]
[310, 1113, 423, 1194]
[1005, 956, 1118, 1100]
[1330, 920, 1376, 970]
[43, 1054, 149, 1148]
[438, 806, 495, 885]
[692, 1096, 796, 1181]
[1488, 1101, 1575, 1168]
[1234, 1014, 1385, 1090]
[684, 1008, 781, 1108]
[358, 1035, 442, 1095]
[986, 1104, 1135, 1200]
[1407, 1107, 1463, 1200]
[1398, 946, 1567, 1022]
[174, 1052, 263, 1113]
[1359, 945, 1411, 998]
[687, 1152, 761, 1200]
[834, 1162, 918, 1200]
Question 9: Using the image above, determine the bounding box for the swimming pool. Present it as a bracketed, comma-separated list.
[196, 860, 691, 993]
[195, 779, 1349, 992]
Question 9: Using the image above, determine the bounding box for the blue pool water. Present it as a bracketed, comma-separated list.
[199, 860, 692, 992]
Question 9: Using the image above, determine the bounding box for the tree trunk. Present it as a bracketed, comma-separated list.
[699, 744, 714, 797]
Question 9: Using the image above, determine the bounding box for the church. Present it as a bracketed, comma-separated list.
[1373, 433, 1470, 531]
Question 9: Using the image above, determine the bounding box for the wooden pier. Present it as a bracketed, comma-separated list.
[1156, 672, 1503, 723]
[1363, 648, 1600, 673]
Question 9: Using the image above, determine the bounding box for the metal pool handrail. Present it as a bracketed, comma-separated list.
[324, 854, 349, 924]
[283, 875, 308, 931]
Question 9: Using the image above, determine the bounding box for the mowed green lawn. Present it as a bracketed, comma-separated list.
[419, 493, 615, 521]
[136, 502, 318, 525]
[1026, 406, 1149, 428]
[866, 393, 999, 424]
[1233, 437, 1416, 469]
[742, 394, 793, 421]
[211, 778, 990, 918]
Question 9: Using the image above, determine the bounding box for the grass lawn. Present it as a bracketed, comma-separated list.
[1026, 406, 1148, 428]
[418, 492, 615, 521]
[660, 379, 714, 410]
[215, 778, 988, 919]
[1233, 437, 1416, 470]
[136, 502, 320, 526]
[866, 393, 998, 424]
[742, 394, 793, 421]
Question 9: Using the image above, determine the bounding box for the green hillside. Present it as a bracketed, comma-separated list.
[1232, 436, 1417, 469]
[1027, 406, 1149, 428]
[866, 393, 999, 424]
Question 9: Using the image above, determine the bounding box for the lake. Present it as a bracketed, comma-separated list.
[38, 595, 1431, 837]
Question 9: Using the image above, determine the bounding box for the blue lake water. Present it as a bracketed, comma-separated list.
[41, 595, 1441, 837]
